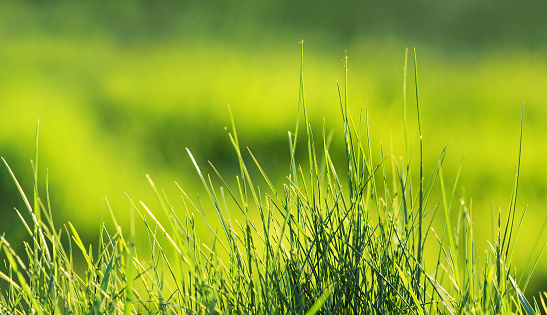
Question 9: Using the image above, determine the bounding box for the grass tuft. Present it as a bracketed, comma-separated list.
[0, 43, 544, 314]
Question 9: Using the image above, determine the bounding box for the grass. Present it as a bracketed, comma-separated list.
[1, 43, 545, 314]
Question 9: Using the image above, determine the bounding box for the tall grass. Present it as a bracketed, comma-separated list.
[1, 43, 544, 314]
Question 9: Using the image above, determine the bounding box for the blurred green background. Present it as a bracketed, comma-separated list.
[2, 0, 547, 296]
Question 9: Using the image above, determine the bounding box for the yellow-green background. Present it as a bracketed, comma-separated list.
[2, 0, 547, 297]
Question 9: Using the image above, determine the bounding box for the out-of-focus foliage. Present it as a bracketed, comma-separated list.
[2, 0, 547, 297]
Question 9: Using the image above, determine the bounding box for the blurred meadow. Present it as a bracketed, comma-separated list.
[2, 0, 547, 297]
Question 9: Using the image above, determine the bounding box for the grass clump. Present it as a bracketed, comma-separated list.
[0, 43, 544, 314]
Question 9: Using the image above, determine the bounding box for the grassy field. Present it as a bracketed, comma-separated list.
[1, 46, 545, 313]
[2, 1, 547, 310]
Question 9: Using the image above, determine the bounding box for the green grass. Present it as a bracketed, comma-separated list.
[1, 44, 545, 314]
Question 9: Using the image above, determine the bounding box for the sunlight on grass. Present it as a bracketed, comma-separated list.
[1, 43, 544, 314]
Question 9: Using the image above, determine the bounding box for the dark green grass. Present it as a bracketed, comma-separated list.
[0, 44, 544, 314]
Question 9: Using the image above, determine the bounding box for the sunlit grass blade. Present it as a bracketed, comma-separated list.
[509, 274, 536, 315]
[305, 285, 334, 315]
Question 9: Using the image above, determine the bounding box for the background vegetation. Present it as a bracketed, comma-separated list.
[2, 0, 547, 300]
